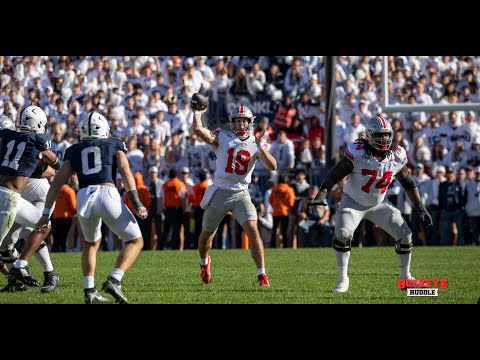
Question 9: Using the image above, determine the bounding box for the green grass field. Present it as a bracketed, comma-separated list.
[1, 247, 478, 304]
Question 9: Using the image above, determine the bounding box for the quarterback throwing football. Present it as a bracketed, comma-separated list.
[309, 116, 433, 292]
[192, 103, 277, 287]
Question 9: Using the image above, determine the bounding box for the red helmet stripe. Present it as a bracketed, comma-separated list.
[378, 116, 387, 129]
[239, 105, 245, 116]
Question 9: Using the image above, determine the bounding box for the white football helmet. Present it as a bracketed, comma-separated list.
[228, 105, 256, 139]
[365, 116, 393, 151]
[79, 112, 110, 140]
[17, 106, 48, 134]
[0, 114, 15, 130]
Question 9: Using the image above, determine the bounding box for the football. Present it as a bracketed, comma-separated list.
[190, 93, 208, 111]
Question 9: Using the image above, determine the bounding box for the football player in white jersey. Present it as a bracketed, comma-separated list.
[0, 114, 60, 293]
[0, 175, 59, 293]
[192, 104, 277, 287]
[309, 116, 433, 293]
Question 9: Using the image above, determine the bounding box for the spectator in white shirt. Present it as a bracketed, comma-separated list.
[270, 130, 295, 171]
[195, 56, 214, 93]
[337, 92, 356, 124]
[246, 63, 266, 97]
[126, 135, 145, 175]
[343, 113, 365, 144]
[409, 136, 432, 168]
[464, 166, 480, 245]
[126, 114, 145, 141]
[415, 82, 433, 105]
[284, 57, 309, 99]
[133, 83, 148, 107]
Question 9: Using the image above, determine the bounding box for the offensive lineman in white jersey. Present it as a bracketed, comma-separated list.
[309, 116, 433, 292]
[192, 104, 277, 286]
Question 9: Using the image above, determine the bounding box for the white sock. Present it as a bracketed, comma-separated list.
[397, 253, 412, 279]
[84, 276, 94, 289]
[110, 268, 124, 282]
[33, 246, 54, 272]
[335, 251, 350, 279]
[14, 259, 28, 269]
[200, 257, 209, 266]
[257, 268, 266, 275]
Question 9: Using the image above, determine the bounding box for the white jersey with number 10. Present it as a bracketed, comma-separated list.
[212, 129, 260, 191]
[343, 141, 407, 207]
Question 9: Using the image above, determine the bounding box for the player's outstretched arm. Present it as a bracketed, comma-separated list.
[192, 110, 219, 148]
[256, 129, 277, 171]
[396, 164, 433, 226]
[40, 149, 61, 170]
[117, 151, 148, 220]
[308, 157, 353, 206]
[36, 160, 74, 229]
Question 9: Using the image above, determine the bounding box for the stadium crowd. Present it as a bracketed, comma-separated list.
[1, 55, 479, 251]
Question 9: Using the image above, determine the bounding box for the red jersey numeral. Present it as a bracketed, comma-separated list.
[225, 148, 251, 175]
[361, 169, 393, 194]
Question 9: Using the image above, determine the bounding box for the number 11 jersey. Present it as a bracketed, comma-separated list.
[64, 137, 127, 189]
[343, 141, 407, 207]
[213, 129, 260, 191]
[0, 129, 51, 177]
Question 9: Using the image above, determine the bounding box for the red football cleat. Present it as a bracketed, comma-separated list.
[258, 274, 270, 287]
[199, 256, 212, 284]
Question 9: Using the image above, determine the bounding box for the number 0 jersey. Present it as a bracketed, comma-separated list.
[0, 129, 51, 177]
[343, 142, 407, 207]
[212, 129, 261, 190]
[64, 137, 127, 189]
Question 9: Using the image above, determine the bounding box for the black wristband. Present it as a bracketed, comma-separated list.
[127, 189, 144, 211]
[51, 158, 60, 170]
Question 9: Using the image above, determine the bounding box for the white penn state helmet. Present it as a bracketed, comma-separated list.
[17, 106, 48, 134]
[0, 114, 15, 130]
[79, 112, 110, 140]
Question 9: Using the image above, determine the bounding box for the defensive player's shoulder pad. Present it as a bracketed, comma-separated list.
[345, 141, 366, 160]
[392, 144, 408, 165]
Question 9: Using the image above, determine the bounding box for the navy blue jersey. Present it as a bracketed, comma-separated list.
[64, 137, 127, 189]
[0, 129, 51, 177]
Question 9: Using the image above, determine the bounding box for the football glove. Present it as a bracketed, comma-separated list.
[308, 188, 328, 207]
[415, 202, 433, 227]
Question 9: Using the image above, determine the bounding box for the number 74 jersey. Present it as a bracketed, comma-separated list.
[212, 129, 262, 191]
[343, 142, 408, 207]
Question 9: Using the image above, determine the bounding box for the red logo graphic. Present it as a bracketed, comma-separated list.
[397, 278, 448, 289]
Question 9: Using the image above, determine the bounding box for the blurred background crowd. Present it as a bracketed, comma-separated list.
[1, 55, 479, 251]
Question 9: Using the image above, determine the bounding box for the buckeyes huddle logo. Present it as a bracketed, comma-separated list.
[397, 278, 448, 297]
